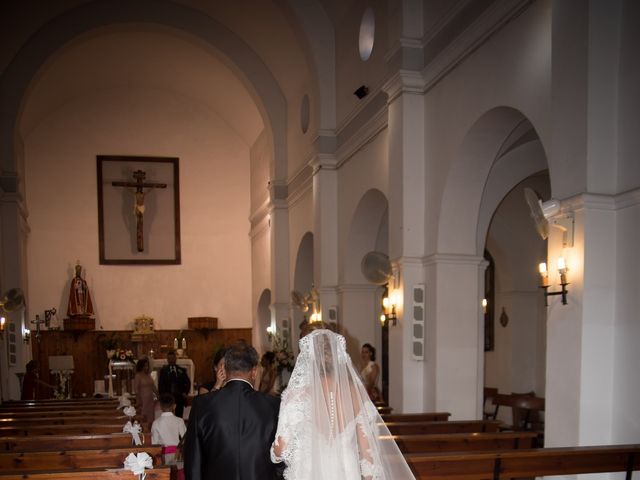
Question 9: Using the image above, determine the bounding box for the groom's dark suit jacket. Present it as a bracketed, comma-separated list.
[184, 379, 281, 480]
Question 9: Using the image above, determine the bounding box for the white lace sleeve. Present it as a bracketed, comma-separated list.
[270, 384, 310, 476]
[356, 402, 384, 480]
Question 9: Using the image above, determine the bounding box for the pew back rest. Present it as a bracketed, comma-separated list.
[0, 445, 163, 473]
[0, 466, 172, 480]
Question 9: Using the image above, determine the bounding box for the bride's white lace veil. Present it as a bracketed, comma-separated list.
[273, 328, 415, 479]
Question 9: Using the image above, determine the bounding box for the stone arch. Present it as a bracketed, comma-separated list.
[437, 107, 549, 256]
[344, 189, 389, 284]
[257, 288, 272, 353]
[0, 0, 287, 186]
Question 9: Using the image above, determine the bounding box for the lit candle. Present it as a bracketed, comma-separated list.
[0, 317, 5, 331]
[181, 337, 187, 350]
[481, 298, 488, 314]
[173, 337, 178, 350]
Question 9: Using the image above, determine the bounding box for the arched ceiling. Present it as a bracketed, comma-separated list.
[19, 26, 264, 146]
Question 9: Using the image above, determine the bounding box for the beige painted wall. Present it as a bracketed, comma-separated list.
[25, 86, 252, 330]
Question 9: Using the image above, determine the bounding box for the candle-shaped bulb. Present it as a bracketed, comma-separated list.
[481, 298, 488, 313]
[182, 337, 187, 350]
[382, 297, 390, 309]
[173, 337, 178, 349]
[557, 257, 568, 284]
[538, 262, 550, 287]
[557, 256, 566, 272]
[380, 314, 386, 325]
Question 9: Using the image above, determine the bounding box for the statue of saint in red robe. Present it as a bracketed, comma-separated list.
[67, 263, 94, 317]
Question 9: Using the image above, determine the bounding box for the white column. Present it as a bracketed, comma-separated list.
[383, 71, 428, 413]
[545, 194, 617, 447]
[424, 254, 486, 419]
[0, 183, 30, 400]
[268, 183, 291, 349]
[310, 153, 339, 326]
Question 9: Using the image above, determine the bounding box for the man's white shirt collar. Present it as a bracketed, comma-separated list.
[226, 378, 254, 390]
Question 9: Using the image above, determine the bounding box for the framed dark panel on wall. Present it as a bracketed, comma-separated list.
[97, 156, 181, 265]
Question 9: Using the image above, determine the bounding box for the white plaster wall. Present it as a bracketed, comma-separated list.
[334, 0, 389, 128]
[617, 0, 640, 192]
[337, 130, 389, 281]
[25, 87, 252, 330]
[424, 0, 551, 254]
[250, 130, 271, 214]
[251, 225, 271, 349]
[613, 198, 640, 442]
[336, 130, 388, 360]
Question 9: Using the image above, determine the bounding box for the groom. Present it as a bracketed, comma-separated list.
[184, 342, 281, 480]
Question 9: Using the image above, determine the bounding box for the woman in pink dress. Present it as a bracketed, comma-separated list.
[134, 358, 158, 425]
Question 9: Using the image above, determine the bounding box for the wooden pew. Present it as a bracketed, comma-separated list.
[0, 416, 129, 427]
[386, 420, 502, 436]
[407, 444, 640, 480]
[382, 412, 451, 423]
[1, 433, 146, 452]
[0, 424, 145, 437]
[491, 393, 544, 431]
[1, 398, 118, 406]
[0, 466, 172, 480]
[0, 409, 125, 419]
[394, 431, 537, 454]
[0, 446, 163, 473]
[0, 405, 123, 415]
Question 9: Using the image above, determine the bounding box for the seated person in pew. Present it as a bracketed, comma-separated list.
[151, 394, 186, 465]
[21, 360, 55, 400]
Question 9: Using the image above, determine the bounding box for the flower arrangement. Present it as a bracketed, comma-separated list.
[111, 348, 135, 362]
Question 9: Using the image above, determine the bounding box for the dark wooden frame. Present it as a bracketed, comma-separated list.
[97, 155, 181, 265]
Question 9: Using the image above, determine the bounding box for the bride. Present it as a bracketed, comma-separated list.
[271, 328, 415, 479]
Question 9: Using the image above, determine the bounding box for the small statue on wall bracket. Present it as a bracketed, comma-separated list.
[499, 307, 509, 327]
[64, 261, 96, 331]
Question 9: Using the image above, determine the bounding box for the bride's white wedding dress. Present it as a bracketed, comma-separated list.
[271, 329, 414, 480]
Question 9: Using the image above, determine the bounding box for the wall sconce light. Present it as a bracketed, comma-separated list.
[381, 286, 398, 326]
[266, 325, 275, 336]
[23, 328, 30, 344]
[539, 258, 569, 306]
[481, 298, 488, 314]
[0, 316, 5, 337]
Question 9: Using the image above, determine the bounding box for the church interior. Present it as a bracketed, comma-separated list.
[0, 0, 638, 473]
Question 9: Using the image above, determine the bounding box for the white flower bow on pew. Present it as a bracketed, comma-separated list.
[118, 393, 132, 409]
[123, 451, 153, 479]
[123, 420, 143, 445]
[123, 405, 137, 418]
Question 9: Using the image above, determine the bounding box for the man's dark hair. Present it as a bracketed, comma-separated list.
[224, 342, 259, 374]
[159, 393, 175, 411]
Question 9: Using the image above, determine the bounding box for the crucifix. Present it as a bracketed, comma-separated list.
[112, 170, 167, 252]
[31, 314, 46, 342]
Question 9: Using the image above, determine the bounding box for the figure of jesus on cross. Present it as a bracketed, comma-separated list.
[112, 170, 166, 252]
